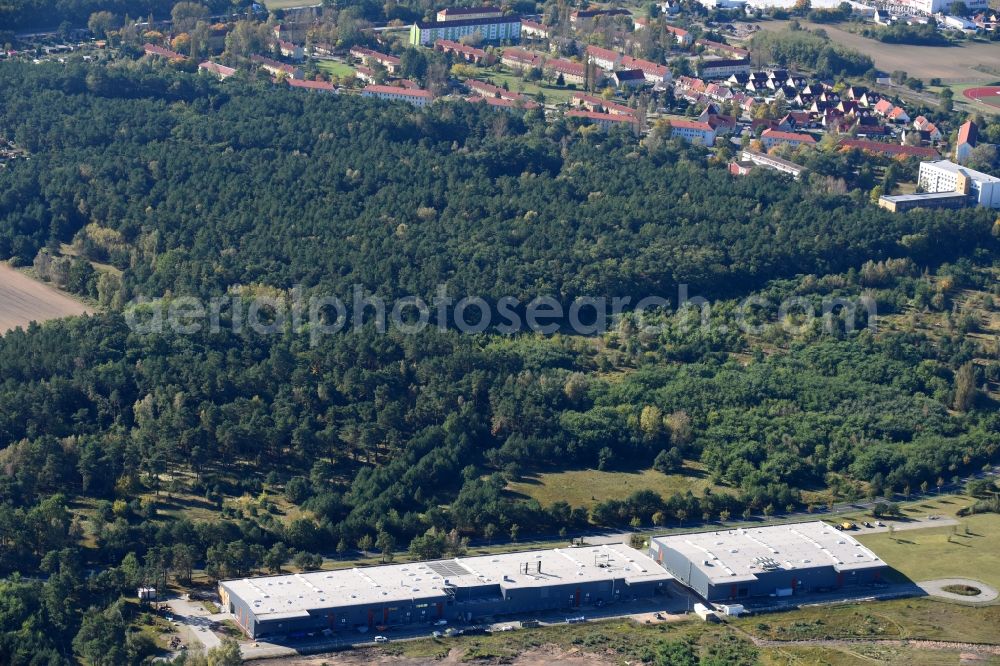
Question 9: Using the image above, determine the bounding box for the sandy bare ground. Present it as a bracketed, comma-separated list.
[0, 264, 91, 333]
[758, 21, 1000, 83]
[259, 645, 615, 666]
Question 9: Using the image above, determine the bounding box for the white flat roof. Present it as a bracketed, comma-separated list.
[653, 521, 884, 585]
[921, 159, 1000, 183]
[222, 543, 672, 621]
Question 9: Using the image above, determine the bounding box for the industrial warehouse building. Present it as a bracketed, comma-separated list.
[649, 521, 888, 602]
[219, 544, 672, 639]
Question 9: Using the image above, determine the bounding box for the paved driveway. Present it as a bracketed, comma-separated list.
[164, 597, 226, 652]
[917, 578, 999, 605]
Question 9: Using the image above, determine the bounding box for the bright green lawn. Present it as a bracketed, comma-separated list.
[315, 60, 355, 78]
[857, 512, 1000, 590]
[479, 70, 581, 105]
[506, 464, 723, 510]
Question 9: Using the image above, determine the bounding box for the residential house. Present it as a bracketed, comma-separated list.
[586, 45, 621, 71]
[620, 55, 670, 85]
[727, 71, 750, 87]
[572, 92, 636, 116]
[520, 19, 551, 39]
[612, 69, 646, 88]
[144, 43, 184, 61]
[740, 149, 805, 178]
[698, 58, 750, 80]
[198, 61, 236, 79]
[912, 116, 942, 141]
[760, 129, 817, 150]
[705, 113, 737, 135]
[567, 109, 639, 132]
[500, 47, 544, 70]
[570, 8, 632, 28]
[362, 84, 434, 107]
[467, 79, 523, 101]
[355, 65, 376, 84]
[955, 120, 978, 164]
[435, 39, 489, 63]
[664, 24, 693, 46]
[547, 58, 588, 85]
[350, 47, 401, 74]
[887, 106, 910, 123]
[288, 78, 335, 92]
[667, 118, 716, 145]
[251, 55, 303, 79]
[277, 39, 303, 61]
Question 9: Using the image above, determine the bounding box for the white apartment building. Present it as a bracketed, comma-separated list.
[918, 159, 1000, 208]
[362, 85, 434, 107]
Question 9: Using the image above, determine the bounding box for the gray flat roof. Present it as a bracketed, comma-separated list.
[881, 191, 969, 203]
[652, 521, 884, 585]
[221, 543, 672, 621]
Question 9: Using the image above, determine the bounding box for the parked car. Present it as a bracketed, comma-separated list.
[374, 635, 389, 643]
[434, 619, 448, 626]
[432, 631, 443, 638]
[862, 521, 873, 528]
[566, 616, 586, 624]
[498, 625, 514, 632]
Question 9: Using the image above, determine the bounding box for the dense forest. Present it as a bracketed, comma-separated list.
[1, 62, 994, 307]
[0, 0, 239, 31]
[0, 60, 998, 663]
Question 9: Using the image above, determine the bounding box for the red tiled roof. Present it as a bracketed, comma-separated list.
[669, 119, 713, 131]
[620, 55, 668, 78]
[288, 78, 335, 91]
[466, 79, 523, 100]
[501, 48, 545, 67]
[572, 92, 635, 115]
[198, 61, 236, 77]
[567, 109, 638, 123]
[350, 47, 401, 65]
[548, 58, 586, 77]
[873, 99, 894, 114]
[144, 43, 184, 60]
[957, 120, 978, 146]
[251, 55, 298, 75]
[762, 129, 816, 143]
[586, 45, 620, 62]
[436, 39, 487, 58]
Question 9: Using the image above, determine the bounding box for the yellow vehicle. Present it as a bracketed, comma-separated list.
[840, 521, 856, 530]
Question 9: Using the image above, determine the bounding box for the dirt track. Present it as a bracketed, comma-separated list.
[0, 264, 90, 333]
